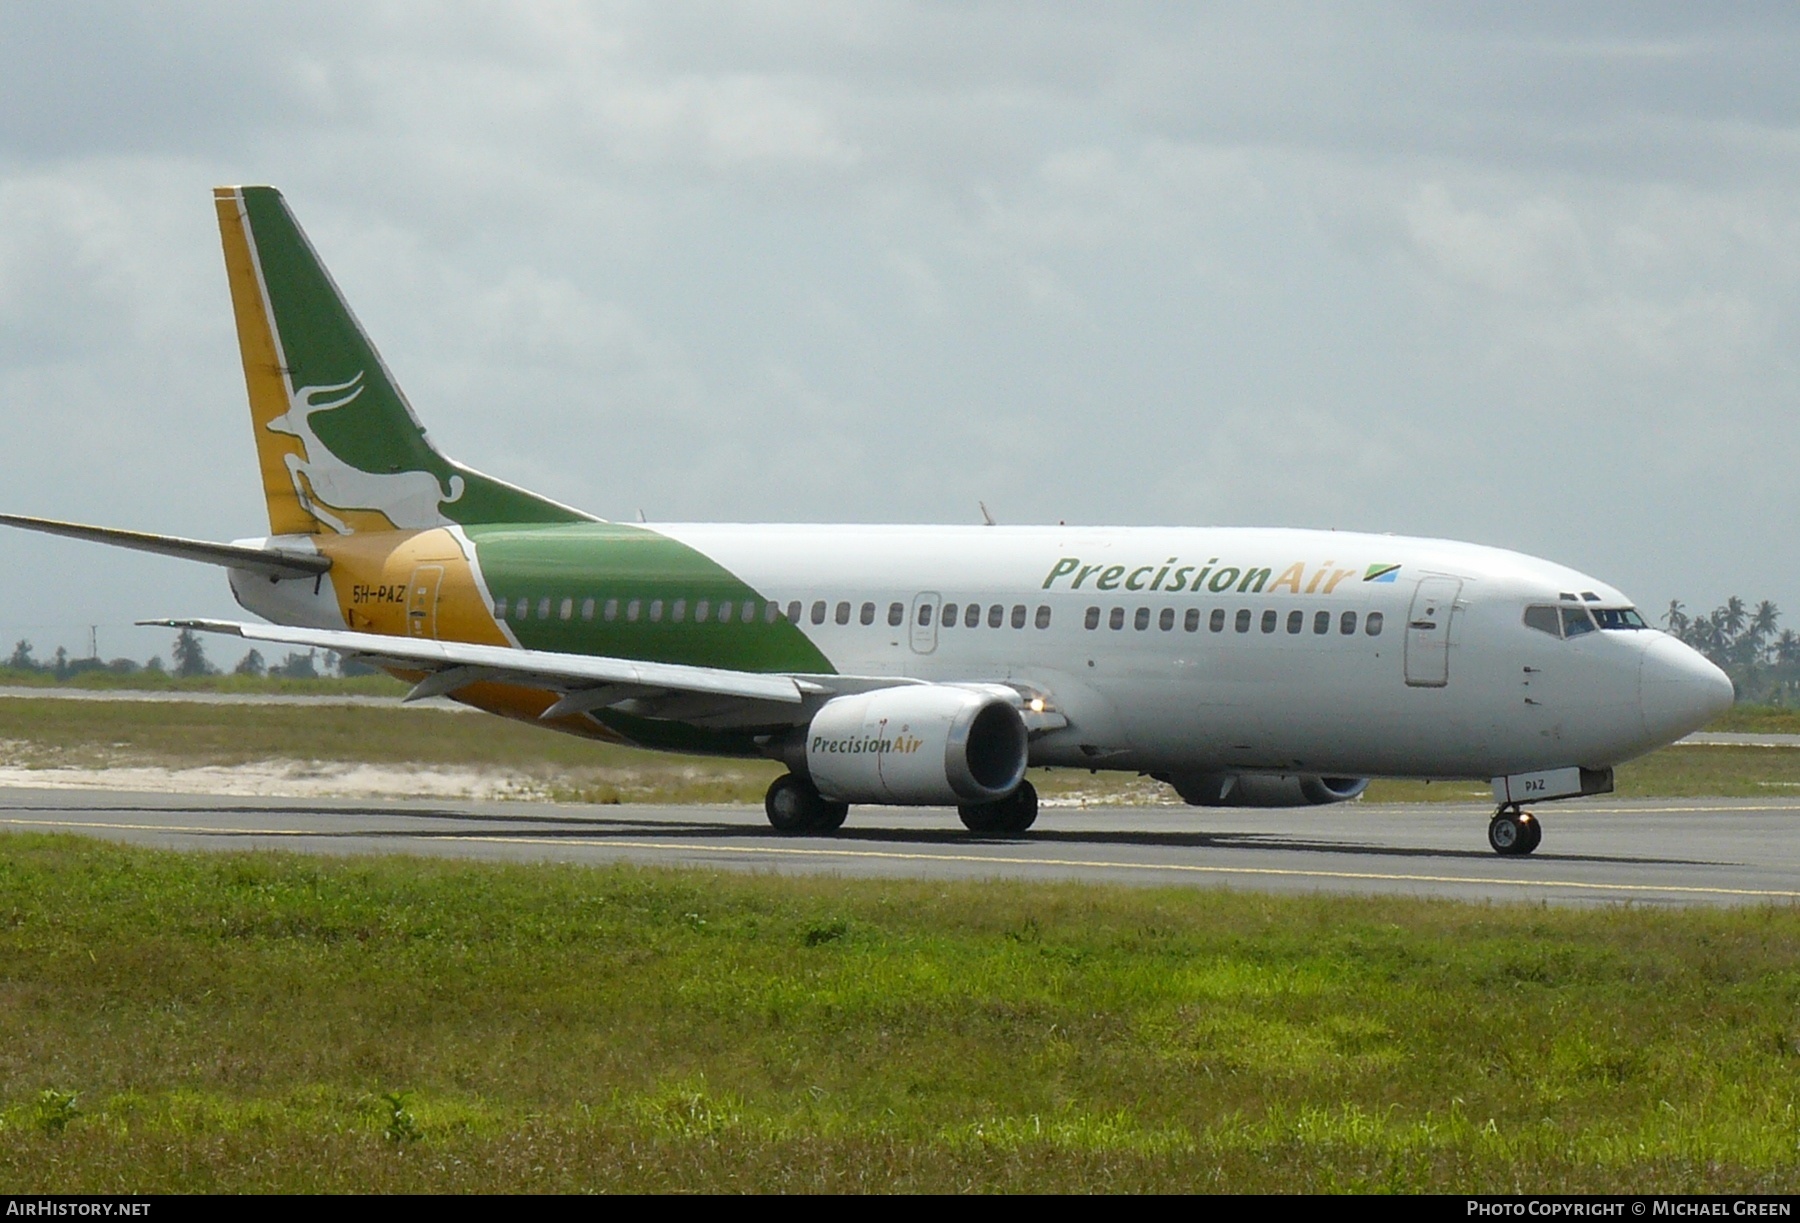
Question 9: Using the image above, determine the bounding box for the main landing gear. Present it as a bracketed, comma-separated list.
[764, 774, 848, 834]
[1488, 805, 1543, 857]
[959, 780, 1038, 836]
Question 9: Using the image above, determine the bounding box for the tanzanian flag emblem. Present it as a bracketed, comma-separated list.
[1364, 564, 1401, 583]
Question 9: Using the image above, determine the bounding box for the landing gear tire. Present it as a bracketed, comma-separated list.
[764, 774, 848, 835]
[1488, 808, 1542, 857]
[958, 780, 1039, 836]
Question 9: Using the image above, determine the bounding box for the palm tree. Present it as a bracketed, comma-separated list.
[1664, 600, 1689, 635]
[1777, 629, 1800, 667]
[1720, 595, 1749, 640]
[1750, 600, 1781, 660]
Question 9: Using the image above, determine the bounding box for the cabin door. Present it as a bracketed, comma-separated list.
[1403, 576, 1462, 688]
[407, 565, 445, 639]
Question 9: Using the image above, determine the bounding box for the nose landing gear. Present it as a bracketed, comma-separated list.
[1488, 806, 1542, 856]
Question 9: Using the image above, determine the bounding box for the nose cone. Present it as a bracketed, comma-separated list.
[1639, 633, 1734, 744]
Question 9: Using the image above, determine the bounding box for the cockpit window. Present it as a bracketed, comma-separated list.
[1560, 606, 1597, 637]
[1523, 605, 1561, 637]
[1592, 607, 1648, 630]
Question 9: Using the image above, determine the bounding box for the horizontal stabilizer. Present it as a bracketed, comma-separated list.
[0, 514, 330, 579]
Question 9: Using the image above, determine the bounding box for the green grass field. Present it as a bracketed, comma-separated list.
[2, 698, 1798, 1189]
[2, 835, 1798, 1192]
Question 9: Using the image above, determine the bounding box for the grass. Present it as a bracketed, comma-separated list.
[2, 834, 1799, 1192]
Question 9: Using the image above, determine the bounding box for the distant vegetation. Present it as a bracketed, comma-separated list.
[1663, 597, 1800, 704]
[0, 628, 400, 696]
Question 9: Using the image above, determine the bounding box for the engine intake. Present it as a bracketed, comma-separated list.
[1163, 772, 1369, 808]
[805, 686, 1029, 806]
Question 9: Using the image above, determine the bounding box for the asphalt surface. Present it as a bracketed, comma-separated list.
[3, 786, 1799, 906]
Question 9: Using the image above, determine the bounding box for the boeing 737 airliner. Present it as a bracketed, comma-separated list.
[0, 187, 1735, 855]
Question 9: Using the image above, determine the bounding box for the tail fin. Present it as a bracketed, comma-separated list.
[213, 185, 591, 535]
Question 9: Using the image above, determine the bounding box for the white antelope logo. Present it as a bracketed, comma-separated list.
[267, 373, 465, 534]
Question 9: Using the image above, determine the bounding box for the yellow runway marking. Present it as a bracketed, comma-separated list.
[4, 816, 1799, 900]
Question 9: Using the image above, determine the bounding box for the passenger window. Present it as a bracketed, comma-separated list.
[715, 600, 729, 624]
[765, 601, 780, 624]
[494, 598, 507, 618]
[604, 598, 619, 622]
[1211, 608, 1226, 633]
[811, 600, 827, 625]
[697, 599, 712, 623]
[743, 601, 757, 623]
[1340, 610, 1356, 635]
[1160, 607, 1175, 631]
[1085, 606, 1100, 630]
[942, 602, 958, 628]
[1036, 605, 1052, 629]
[1135, 607, 1150, 631]
[649, 599, 664, 623]
[582, 598, 595, 621]
[1011, 605, 1026, 629]
[1286, 610, 1303, 634]
[1366, 611, 1384, 636]
[1235, 609, 1251, 633]
[835, 601, 851, 626]
[1261, 610, 1277, 634]
[560, 598, 574, 621]
[1185, 608, 1200, 632]
[989, 604, 1004, 628]
[861, 602, 876, 626]
[1313, 610, 1329, 635]
[627, 598, 641, 623]
[1110, 607, 1125, 630]
[966, 604, 981, 629]
[1561, 607, 1596, 638]
[786, 600, 802, 624]
[889, 602, 905, 627]
[918, 603, 933, 627]
[538, 597, 551, 619]
[672, 598, 687, 623]
[1523, 605, 1561, 637]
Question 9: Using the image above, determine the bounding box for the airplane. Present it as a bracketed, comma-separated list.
[0, 186, 1735, 857]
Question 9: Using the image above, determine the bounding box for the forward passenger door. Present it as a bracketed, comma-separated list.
[1404, 576, 1462, 687]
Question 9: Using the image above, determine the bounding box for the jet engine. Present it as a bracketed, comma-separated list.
[803, 686, 1029, 806]
[1162, 772, 1370, 808]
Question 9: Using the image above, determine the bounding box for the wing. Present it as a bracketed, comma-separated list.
[151, 619, 1069, 734]
[147, 618, 933, 729]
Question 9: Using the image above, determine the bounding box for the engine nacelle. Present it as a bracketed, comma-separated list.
[1163, 772, 1370, 808]
[805, 686, 1029, 806]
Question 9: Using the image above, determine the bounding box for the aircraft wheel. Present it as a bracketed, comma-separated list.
[765, 774, 839, 834]
[1488, 809, 1540, 856]
[959, 780, 1038, 835]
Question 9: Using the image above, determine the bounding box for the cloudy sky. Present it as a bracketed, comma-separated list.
[1, 3, 1797, 663]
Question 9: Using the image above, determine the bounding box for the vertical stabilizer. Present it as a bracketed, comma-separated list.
[213, 185, 591, 535]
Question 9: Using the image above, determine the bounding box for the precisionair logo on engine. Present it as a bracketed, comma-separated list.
[811, 731, 923, 756]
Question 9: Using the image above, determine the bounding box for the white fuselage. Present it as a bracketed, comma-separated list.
[232, 522, 1733, 784]
[657, 524, 1732, 781]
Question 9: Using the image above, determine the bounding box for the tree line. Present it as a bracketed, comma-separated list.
[4, 629, 347, 681]
[1664, 597, 1792, 704]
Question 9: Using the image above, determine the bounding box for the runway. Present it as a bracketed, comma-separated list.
[4, 785, 1800, 905]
